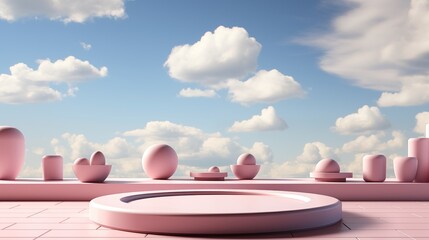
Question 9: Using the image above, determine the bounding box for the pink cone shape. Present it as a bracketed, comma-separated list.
[0, 126, 25, 180]
[142, 144, 178, 179]
[363, 154, 386, 182]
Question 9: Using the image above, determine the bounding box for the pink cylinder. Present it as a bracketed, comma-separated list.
[408, 138, 429, 182]
[0, 126, 25, 180]
[394, 156, 417, 182]
[363, 154, 386, 182]
[42, 155, 63, 181]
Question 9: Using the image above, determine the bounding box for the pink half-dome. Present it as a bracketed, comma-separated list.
[237, 153, 256, 165]
[0, 126, 25, 180]
[315, 159, 340, 173]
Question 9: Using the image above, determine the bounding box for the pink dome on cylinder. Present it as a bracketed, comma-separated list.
[142, 144, 178, 180]
[0, 126, 25, 180]
[315, 159, 340, 173]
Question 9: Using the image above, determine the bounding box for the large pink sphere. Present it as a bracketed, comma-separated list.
[237, 153, 256, 165]
[142, 144, 178, 179]
[315, 159, 340, 173]
[0, 126, 25, 180]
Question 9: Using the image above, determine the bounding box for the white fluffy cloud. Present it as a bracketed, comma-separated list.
[0, 0, 125, 23]
[333, 105, 390, 135]
[414, 111, 429, 135]
[178, 88, 217, 98]
[306, 0, 429, 106]
[341, 131, 404, 153]
[229, 106, 287, 132]
[0, 56, 107, 103]
[227, 69, 305, 105]
[165, 26, 261, 86]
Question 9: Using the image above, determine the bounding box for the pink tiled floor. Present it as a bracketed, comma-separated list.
[0, 201, 429, 239]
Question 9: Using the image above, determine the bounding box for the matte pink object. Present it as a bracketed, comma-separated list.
[90, 151, 106, 165]
[237, 153, 256, 165]
[72, 165, 111, 183]
[208, 166, 220, 172]
[89, 189, 341, 235]
[142, 144, 178, 179]
[0, 126, 25, 180]
[315, 158, 340, 173]
[230, 164, 260, 179]
[42, 155, 63, 181]
[394, 156, 417, 182]
[310, 172, 353, 182]
[363, 154, 386, 182]
[74, 158, 90, 165]
[190, 171, 227, 181]
[408, 138, 429, 182]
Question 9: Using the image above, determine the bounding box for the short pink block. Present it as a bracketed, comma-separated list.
[363, 155, 386, 182]
[394, 156, 417, 182]
[42, 155, 63, 181]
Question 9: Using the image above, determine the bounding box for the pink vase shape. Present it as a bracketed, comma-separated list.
[0, 126, 25, 180]
[408, 138, 429, 182]
[394, 156, 417, 182]
[363, 154, 386, 182]
[42, 155, 63, 180]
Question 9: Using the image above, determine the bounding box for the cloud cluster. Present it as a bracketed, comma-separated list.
[165, 26, 305, 105]
[229, 106, 287, 132]
[307, 0, 429, 106]
[341, 131, 404, 153]
[0, 0, 125, 23]
[0, 56, 107, 103]
[333, 105, 390, 135]
[414, 111, 429, 135]
[178, 88, 216, 98]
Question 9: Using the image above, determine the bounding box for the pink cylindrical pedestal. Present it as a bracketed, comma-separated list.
[42, 155, 63, 181]
[408, 138, 429, 182]
[0, 126, 25, 180]
[363, 154, 386, 182]
[394, 156, 417, 182]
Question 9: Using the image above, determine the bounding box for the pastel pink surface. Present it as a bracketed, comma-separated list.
[90, 151, 105, 165]
[315, 158, 340, 173]
[72, 165, 111, 183]
[237, 153, 256, 165]
[189, 172, 227, 181]
[0, 126, 25, 180]
[42, 155, 63, 181]
[230, 164, 260, 179]
[394, 156, 417, 182]
[363, 155, 386, 182]
[408, 138, 429, 182]
[142, 144, 178, 179]
[89, 189, 341, 234]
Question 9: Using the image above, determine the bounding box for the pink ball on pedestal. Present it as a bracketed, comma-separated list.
[142, 144, 178, 180]
[315, 159, 340, 173]
[0, 126, 25, 180]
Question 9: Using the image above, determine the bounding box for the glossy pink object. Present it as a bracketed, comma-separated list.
[408, 138, 429, 182]
[0, 126, 25, 180]
[72, 165, 111, 183]
[74, 158, 90, 165]
[363, 154, 386, 182]
[89, 189, 342, 235]
[394, 156, 417, 182]
[42, 155, 63, 181]
[230, 164, 260, 180]
[237, 153, 256, 165]
[142, 144, 178, 179]
[90, 151, 106, 165]
[315, 158, 340, 173]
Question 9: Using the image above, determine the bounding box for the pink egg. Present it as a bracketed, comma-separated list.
[90, 151, 106, 165]
[74, 158, 90, 165]
[237, 153, 256, 165]
[142, 144, 178, 179]
[208, 166, 220, 173]
[315, 159, 340, 173]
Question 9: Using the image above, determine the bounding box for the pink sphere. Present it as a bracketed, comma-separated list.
[0, 126, 25, 180]
[142, 144, 178, 179]
[208, 166, 220, 173]
[315, 159, 340, 173]
[237, 153, 256, 165]
[74, 158, 90, 165]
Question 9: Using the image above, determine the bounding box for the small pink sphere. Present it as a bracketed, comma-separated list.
[208, 166, 220, 173]
[315, 159, 340, 173]
[142, 144, 178, 179]
[74, 158, 90, 165]
[0, 126, 25, 180]
[237, 153, 256, 165]
[90, 151, 106, 165]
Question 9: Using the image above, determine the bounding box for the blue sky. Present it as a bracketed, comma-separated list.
[1, 0, 428, 178]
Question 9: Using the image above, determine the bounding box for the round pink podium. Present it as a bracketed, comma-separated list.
[89, 189, 341, 235]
